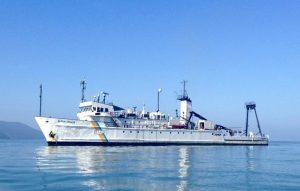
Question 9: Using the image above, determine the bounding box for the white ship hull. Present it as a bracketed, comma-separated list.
[35, 117, 269, 146]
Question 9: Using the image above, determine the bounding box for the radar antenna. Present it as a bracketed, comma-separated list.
[133, 106, 137, 112]
[102, 92, 109, 104]
[80, 80, 87, 102]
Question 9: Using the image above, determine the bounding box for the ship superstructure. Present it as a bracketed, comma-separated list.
[35, 81, 269, 145]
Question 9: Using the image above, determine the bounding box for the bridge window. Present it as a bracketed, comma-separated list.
[105, 108, 108, 112]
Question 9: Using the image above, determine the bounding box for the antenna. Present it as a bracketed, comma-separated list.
[177, 80, 191, 102]
[142, 104, 146, 113]
[97, 92, 100, 103]
[182, 80, 188, 98]
[80, 80, 87, 102]
[39, 84, 42, 117]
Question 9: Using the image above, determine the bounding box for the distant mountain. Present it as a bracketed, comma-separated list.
[0, 121, 43, 139]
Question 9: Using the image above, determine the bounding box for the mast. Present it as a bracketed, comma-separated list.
[178, 80, 191, 102]
[39, 84, 42, 117]
[183, 80, 187, 98]
[157, 88, 162, 112]
[178, 80, 192, 125]
[80, 80, 87, 102]
[97, 93, 100, 103]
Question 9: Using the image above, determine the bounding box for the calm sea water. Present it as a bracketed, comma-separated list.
[0, 140, 299, 191]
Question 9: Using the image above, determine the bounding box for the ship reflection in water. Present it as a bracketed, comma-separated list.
[177, 147, 189, 191]
[35, 145, 265, 190]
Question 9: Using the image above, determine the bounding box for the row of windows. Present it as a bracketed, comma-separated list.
[122, 131, 193, 135]
[92, 107, 109, 112]
[81, 107, 92, 112]
[81, 107, 109, 112]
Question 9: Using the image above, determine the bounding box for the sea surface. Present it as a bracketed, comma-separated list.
[0, 140, 299, 191]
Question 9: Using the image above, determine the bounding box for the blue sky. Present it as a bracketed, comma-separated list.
[0, 0, 299, 141]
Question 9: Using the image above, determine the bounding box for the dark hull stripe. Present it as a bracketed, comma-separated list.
[48, 141, 269, 146]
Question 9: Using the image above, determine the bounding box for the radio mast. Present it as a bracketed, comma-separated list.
[39, 84, 42, 117]
[80, 80, 87, 102]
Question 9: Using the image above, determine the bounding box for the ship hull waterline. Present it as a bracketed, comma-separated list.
[36, 117, 269, 146]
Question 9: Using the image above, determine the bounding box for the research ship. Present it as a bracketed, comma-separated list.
[35, 81, 269, 146]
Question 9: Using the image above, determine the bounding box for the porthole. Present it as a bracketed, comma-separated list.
[123, 131, 125, 133]
[151, 131, 153, 134]
[160, 132, 162, 134]
[178, 132, 180, 134]
[130, 131, 132, 133]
